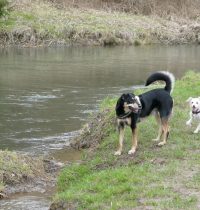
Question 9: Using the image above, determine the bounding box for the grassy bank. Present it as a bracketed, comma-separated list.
[0, 0, 200, 47]
[51, 71, 200, 210]
[0, 150, 61, 198]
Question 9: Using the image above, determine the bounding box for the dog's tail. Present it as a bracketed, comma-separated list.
[145, 71, 175, 94]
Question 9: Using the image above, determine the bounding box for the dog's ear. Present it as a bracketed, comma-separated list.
[129, 93, 135, 99]
[186, 97, 192, 103]
[115, 95, 124, 111]
[121, 94, 125, 101]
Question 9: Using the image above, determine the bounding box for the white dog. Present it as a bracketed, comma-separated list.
[186, 97, 200, 133]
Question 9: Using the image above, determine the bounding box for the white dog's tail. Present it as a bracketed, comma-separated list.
[145, 71, 175, 94]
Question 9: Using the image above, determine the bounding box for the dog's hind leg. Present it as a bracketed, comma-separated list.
[128, 126, 138, 155]
[114, 123, 125, 156]
[152, 112, 163, 142]
[158, 118, 169, 146]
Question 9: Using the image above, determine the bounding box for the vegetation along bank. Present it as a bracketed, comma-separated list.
[0, 0, 200, 47]
[0, 150, 63, 198]
[50, 71, 200, 210]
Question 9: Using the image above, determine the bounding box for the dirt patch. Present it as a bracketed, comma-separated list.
[50, 201, 77, 210]
[170, 162, 200, 208]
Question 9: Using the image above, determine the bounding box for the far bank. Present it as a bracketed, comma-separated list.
[0, 0, 200, 47]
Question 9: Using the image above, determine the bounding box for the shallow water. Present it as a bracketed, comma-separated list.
[1, 192, 51, 210]
[0, 45, 200, 210]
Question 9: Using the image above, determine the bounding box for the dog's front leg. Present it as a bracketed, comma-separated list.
[186, 112, 193, 126]
[186, 118, 192, 126]
[194, 123, 200, 134]
[114, 124, 125, 156]
[128, 125, 137, 155]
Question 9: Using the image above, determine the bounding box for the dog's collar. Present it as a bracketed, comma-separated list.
[117, 111, 132, 119]
[192, 110, 200, 115]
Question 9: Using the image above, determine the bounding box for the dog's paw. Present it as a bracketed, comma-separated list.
[152, 138, 159, 142]
[128, 149, 136, 155]
[157, 141, 166, 147]
[194, 130, 199, 134]
[114, 151, 121, 156]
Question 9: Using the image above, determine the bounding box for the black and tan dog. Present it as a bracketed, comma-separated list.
[115, 71, 175, 155]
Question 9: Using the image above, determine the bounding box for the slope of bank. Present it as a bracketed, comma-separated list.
[0, 0, 200, 47]
[51, 71, 200, 210]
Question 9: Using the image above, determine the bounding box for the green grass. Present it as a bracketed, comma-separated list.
[0, 150, 47, 188]
[186, 173, 200, 189]
[0, 150, 31, 175]
[53, 71, 200, 209]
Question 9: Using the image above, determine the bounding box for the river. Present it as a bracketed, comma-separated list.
[0, 45, 200, 209]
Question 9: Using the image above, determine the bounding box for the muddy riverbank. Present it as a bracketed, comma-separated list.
[0, 109, 114, 204]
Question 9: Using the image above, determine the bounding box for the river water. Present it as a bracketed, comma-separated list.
[0, 45, 200, 209]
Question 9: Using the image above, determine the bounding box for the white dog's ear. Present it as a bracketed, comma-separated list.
[186, 97, 193, 102]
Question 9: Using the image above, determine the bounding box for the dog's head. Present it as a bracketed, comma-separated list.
[186, 97, 200, 112]
[116, 93, 142, 114]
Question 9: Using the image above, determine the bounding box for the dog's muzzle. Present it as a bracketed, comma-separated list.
[128, 96, 142, 113]
[127, 104, 140, 113]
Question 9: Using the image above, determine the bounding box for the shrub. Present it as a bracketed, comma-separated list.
[0, 0, 8, 17]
